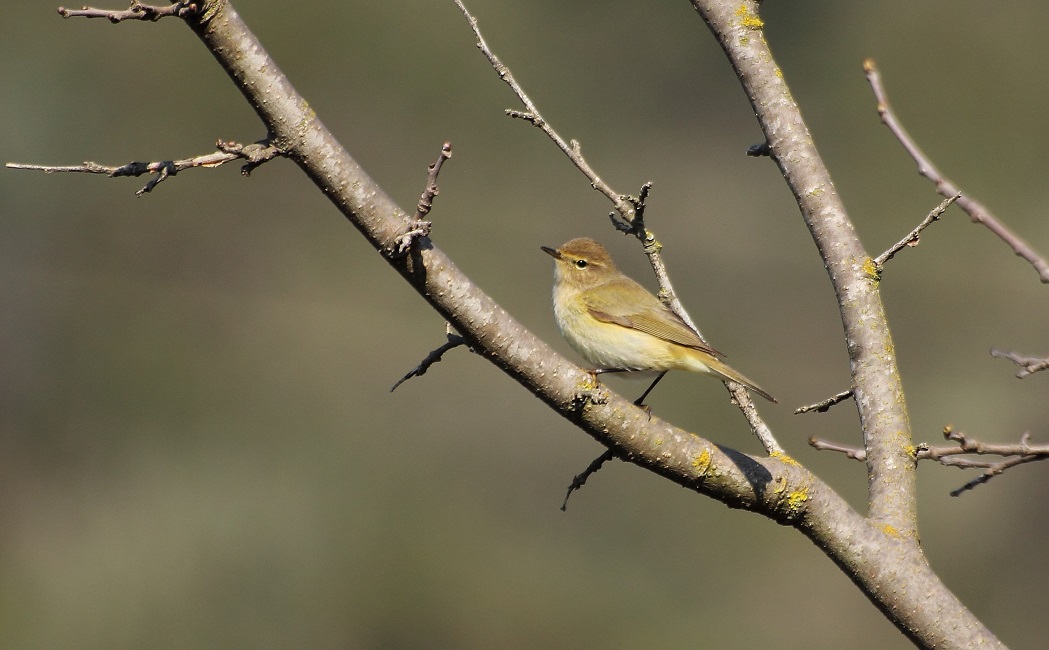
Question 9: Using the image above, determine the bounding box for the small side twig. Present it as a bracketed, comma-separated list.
[873, 193, 961, 274]
[990, 349, 1049, 379]
[390, 327, 467, 392]
[795, 389, 854, 415]
[455, 2, 695, 328]
[7, 138, 282, 196]
[415, 142, 452, 221]
[811, 426, 1049, 496]
[58, 1, 198, 22]
[561, 448, 615, 511]
[865, 59, 1049, 284]
[455, 0, 635, 226]
[808, 437, 866, 460]
[746, 142, 772, 158]
[392, 142, 452, 256]
[946, 454, 1040, 497]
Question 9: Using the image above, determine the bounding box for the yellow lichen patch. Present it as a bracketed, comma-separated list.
[862, 257, 881, 282]
[904, 445, 919, 461]
[735, 4, 764, 29]
[770, 450, 799, 466]
[785, 488, 809, 516]
[881, 523, 901, 538]
[691, 449, 712, 474]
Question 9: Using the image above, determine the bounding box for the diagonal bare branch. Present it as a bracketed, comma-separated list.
[865, 59, 1049, 284]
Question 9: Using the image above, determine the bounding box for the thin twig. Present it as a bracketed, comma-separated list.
[808, 437, 866, 460]
[456, 1, 781, 455]
[454, 0, 701, 330]
[561, 448, 615, 511]
[990, 349, 1049, 379]
[393, 142, 453, 256]
[7, 138, 282, 196]
[795, 389, 854, 415]
[948, 454, 1041, 497]
[865, 59, 1049, 284]
[58, 1, 198, 22]
[454, 2, 699, 326]
[728, 384, 783, 454]
[811, 426, 1049, 496]
[390, 328, 467, 392]
[416, 141, 452, 221]
[454, 1, 634, 224]
[873, 194, 960, 272]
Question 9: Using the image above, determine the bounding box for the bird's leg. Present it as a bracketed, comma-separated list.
[634, 371, 667, 407]
[587, 368, 665, 417]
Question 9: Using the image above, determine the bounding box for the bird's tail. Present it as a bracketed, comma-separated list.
[706, 357, 777, 403]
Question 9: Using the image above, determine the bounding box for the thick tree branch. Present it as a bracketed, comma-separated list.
[22, 2, 1003, 648]
[690, 2, 999, 647]
[132, 0, 860, 584]
[865, 59, 1049, 284]
[690, 2, 916, 533]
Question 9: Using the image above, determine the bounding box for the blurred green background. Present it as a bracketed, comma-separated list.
[3, 2, 1048, 648]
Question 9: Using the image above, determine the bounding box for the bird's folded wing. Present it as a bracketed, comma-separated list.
[584, 286, 723, 357]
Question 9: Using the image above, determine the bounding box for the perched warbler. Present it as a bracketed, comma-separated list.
[541, 237, 776, 403]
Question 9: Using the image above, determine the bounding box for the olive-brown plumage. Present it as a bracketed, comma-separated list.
[541, 237, 776, 402]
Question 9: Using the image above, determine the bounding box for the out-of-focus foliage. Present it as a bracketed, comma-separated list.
[2, 2, 1047, 648]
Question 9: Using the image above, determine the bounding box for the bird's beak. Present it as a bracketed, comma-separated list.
[540, 245, 561, 260]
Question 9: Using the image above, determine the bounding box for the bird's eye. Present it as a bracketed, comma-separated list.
[575, 259, 588, 269]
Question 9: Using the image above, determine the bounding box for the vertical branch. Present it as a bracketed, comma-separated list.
[688, 0, 917, 534]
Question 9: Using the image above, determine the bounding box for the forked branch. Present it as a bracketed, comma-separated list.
[865, 59, 1049, 284]
[811, 426, 1049, 496]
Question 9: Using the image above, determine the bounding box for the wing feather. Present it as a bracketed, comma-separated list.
[582, 277, 723, 357]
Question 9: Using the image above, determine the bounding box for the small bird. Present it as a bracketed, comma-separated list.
[541, 237, 776, 403]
